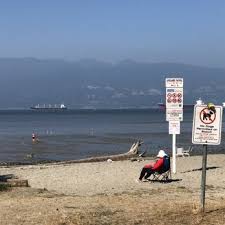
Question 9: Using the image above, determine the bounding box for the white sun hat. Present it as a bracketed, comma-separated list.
[156, 150, 167, 158]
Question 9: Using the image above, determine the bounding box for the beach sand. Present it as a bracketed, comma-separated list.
[1, 154, 225, 225]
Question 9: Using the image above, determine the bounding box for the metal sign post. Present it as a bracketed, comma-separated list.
[169, 120, 180, 173]
[201, 144, 207, 212]
[166, 78, 183, 174]
[172, 134, 176, 173]
[192, 104, 223, 212]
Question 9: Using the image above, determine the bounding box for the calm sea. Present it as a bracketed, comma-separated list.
[0, 109, 224, 164]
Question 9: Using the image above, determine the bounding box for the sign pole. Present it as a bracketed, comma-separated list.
[192, 103, 223, 212]
[201, 144, 208, 212]
[172, 133, 176, 173]
[165, 78, 183, 174]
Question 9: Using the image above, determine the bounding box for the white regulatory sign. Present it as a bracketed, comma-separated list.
[192, 105, 223, 145]
[166, 87, 183, 109]
[169, 121, 180, 134]
[166, 78, 183, 88]
[166, 108, 183, 121]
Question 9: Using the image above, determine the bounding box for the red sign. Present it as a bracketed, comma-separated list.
[166, 87, 183, 109]
[167, 92, 182, 104]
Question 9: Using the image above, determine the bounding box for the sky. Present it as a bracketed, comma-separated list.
[0, 0, 225, 67]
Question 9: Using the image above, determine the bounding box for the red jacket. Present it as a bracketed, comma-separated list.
[143, 158, 164, 172]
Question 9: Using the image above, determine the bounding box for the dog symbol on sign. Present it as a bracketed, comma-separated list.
[200, 108, 216, 124]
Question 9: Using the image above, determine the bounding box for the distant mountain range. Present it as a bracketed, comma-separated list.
[0, 58, 224, 109]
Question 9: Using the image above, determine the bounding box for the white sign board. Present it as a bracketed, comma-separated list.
[169, 121, 180, 134]
[166, 87, 183, 109]
[192, 105, 223, 145]
[166, 108, 183, 121]
[166, 78, 183, 88]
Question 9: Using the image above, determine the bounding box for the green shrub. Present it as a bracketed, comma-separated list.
[0, 183, 9, 191]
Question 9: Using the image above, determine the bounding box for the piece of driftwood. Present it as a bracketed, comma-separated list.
[56, 140, 143, 164]
[0, 174, 29, 187]
[6, 179, 29, 187]
[0, 174, 16, 182]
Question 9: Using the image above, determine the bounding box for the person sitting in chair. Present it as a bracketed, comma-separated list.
[138, 150, 169, 182]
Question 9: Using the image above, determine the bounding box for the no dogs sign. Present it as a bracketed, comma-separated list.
[192, 105, 223, 145]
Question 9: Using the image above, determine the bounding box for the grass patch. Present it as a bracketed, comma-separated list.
[0, 183, 9, 191]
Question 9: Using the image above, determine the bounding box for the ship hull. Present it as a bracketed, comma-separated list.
[30, 107, 67, 112]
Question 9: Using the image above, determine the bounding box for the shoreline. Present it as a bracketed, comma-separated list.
[0, 140, 142, 166]
[1, 131, 225, 163]
[0, 151, 224, 167]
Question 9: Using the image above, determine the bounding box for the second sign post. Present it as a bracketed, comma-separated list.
[166, 78, 183, 174]
[192, 103, 223, 211]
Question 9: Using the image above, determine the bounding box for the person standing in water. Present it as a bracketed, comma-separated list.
[32, 133, 38, 142]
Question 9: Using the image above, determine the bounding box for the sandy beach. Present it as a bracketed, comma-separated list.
[1, 154, 225, 225]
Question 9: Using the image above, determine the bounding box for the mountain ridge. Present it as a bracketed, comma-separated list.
[0, 58, 224, 109]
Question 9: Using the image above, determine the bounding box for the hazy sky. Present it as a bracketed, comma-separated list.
[0, 1, 225, 67]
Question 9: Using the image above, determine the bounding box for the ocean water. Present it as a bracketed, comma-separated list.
[0, 109, 224, 164]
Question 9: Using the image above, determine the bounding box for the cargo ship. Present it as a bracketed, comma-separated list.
[30, 103, 67, 111]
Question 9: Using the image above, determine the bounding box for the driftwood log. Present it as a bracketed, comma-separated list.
[56, 140, 143, 164]
[6, 179, 29, 187]
[0, 174, 29, 187]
